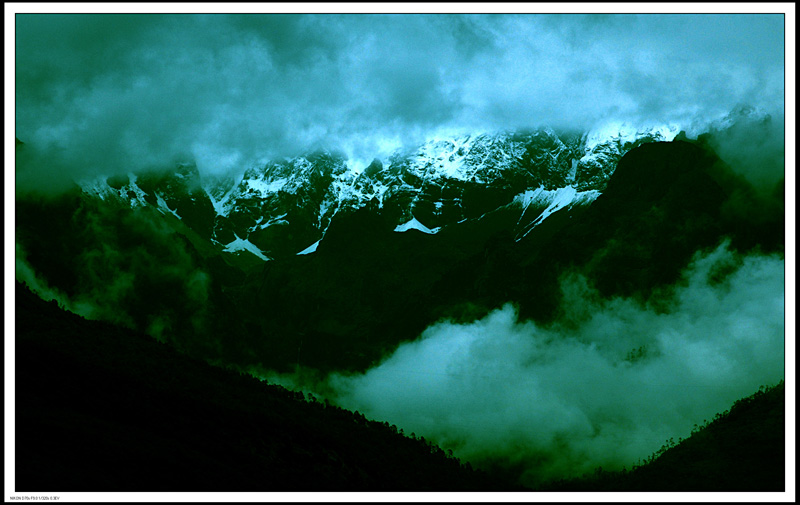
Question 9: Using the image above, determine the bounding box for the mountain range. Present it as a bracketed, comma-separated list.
[16, 108, 784, 374]
[14, 106, 786, 489]
[76, 123, 680, 263]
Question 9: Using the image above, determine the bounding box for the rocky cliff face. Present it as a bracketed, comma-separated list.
[78, 124, 680, 263]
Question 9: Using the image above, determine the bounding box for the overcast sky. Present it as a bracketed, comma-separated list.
[14, 12, 785, 182]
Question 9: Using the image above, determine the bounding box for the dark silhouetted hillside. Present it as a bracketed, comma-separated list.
[14, 282, 523, 492]
[539, 381, 785, 492]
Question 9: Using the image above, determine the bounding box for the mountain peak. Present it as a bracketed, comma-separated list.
[75, 124, 682, 261]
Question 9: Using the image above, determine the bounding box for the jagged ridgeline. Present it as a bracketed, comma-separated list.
[14, 110, 786, 491]
[14, 124, 678, 369]
[15, 116, 784, 374]
[77, 125, 677, 263]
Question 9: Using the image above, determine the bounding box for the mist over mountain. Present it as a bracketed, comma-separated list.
[14, 111, 786, 488]
[15, 14, 784, 191]
[326, 241, 784, 486]
[12, 12, 787, 495]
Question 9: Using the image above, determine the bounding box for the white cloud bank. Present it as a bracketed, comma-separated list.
[328, 240, 785, 485]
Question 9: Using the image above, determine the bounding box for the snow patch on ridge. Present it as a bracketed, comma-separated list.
[394, 216, 441, 235]
[223, 233, 270, 261]
[119, 174, 149, 208]
[297, 240, 321, 255]
[205, 172, 243, 218]
[413, 136, 476, 179]
[406, 133, 524, 184]
[155, 192, 181, 220]
[567, 158, 578, 184]
[248, 214, 289, 233]
[515, 186, 601, 241]
[584, 122, 680, 152]
[245, 176, 288, 197]
[79, 176, 113, 200]
[206, 191, 228, 217]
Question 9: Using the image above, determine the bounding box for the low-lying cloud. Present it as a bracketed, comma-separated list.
[14, 13, 785, 193]
[706, 109, 786, 196]
[15, 201, 212, 347]
[15, 241, 92, 317]
[327, 240, 785, 485]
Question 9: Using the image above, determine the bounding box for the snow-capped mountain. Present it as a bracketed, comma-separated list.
[78, 124, 679, 263]
[24, 116, 781, 382]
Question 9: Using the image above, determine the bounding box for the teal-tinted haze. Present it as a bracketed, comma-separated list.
[14, 13, 785, 191]
[326, 242, 785, 486]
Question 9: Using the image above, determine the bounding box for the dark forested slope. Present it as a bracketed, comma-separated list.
[14, 282, 520, 492]
[539, 381, 786, 492]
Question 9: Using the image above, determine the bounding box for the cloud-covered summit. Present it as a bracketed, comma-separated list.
[14, 13, 785, 192]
